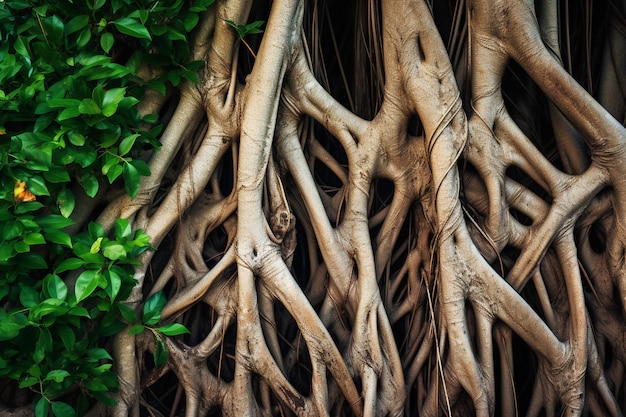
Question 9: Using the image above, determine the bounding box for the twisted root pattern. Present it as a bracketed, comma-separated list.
[98, 0, 626, 416]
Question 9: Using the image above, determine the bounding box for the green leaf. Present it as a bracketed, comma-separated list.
[33, 329, 51, 363]
[113, 17, 151, 41]
[0, 313, 28, 340]
[49, 99, 82, 109]
[68, 306, 90, 317]
[101, 87, 126, 116]
[101, 32, 114, 53]
[92, 84, 105, 106]
[190, 0, 215, 12]
[58, 107, 81, 121]
[28, 364, 41, 378]
[42, 15, 64, 43]
[132, 229, 152, 248]
[20, 286, 39, 308]
[127, 324, 145, 335]
[115, 218, 131, 239]
[166, 27, 186, 41]
[5, 0, 29, 10]
[147, 79, 166, 96]
[87, 0, 106, 11]
[182, 69, 200, 84]
[4, 222, 24, 240]
[31, 299, 70, 320]
[130, 159, 151, 176]
[45, 274, 68, 300]
[24, 232, 46, 245]
[45, 230, 73, 248]
[225, 19, 244, 38]
[118, 134, 139, 156]
[18, 252, 48, 269]
[139, 9, 149, 24]
[157, 323, 190, 336]
[51, 401, 76, 417]
[44, 369, 70, 383]
[81, 173, 99, 198]
[142, 113, 159, 124]
[102, 87, 126, 107]
[44, 167, 71, 183]
[117, 304, 138, 323]
[167, 70, 182, 86]
[245, 20, 265, 35]
[73, 148, 98, 168]
[19, 376, 39, 389]
[143, 291, 166, 325]
[4, 242, 22, 258]
[86, 347, 112, 361]
[55, 257, 84, 274]
[225, 19, 264, 39]
[123, 161, 140, 198]
[88, 222, 105, 239]
[14, 36, 29, 58]
[154, 336, 168, 367]
[35, 396, 49, 417]
[101, 104, 116, 117]
[15, 202, 45, 214]
[127, 9, 148, 24]
[91, 391, 117, 407]
[103, 243, 126, 260]
[90, 237, 103, 254]
[76, 27, 92, 49]
[34, 113, 55, 132]
[28, 176, 51, 196]
[79, 98, 101, 115]
[67, 131, 86, 146]
[79, 251, 105, 267]
[14, 241, 30, 253]
[184, 13, 200, 32]
[36, 214, 74, 230]
[85, 379, 109, 392]
[105, 269, 121, 301]
[107, 164, 124, 183]
[75, 270, 100, 302]
[101, 155, 118, 175]
[32, 4, 48, 15]
[57, 325, 76, 350]
[65, 15, 89, 35]
[57, 189, 75, 218]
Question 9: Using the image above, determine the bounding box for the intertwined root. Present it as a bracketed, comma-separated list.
[104, 0, 626, 416]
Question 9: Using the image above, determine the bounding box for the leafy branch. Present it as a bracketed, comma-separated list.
[127, 291, 190, 367]
[225, 19, 265, 58]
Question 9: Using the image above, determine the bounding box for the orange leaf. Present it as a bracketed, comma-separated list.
[13, 180, 37, 203]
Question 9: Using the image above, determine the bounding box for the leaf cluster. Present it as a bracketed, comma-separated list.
[0, 0, 214, 201]
[0, 0, 211, 415]
[127, 291, 190, 368]
[224, 19, 265, 39]
[0, 218, 151, 416]
[224, 19, 264, 58]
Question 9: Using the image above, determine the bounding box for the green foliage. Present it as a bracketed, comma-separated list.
[0, 0, 212, 415]
[0, 218, 152, 415]
[224, 19, 264, 58]
[128, 291, 190, 368]
[0, 0, 214, 200]
[225, 19, 265, 39]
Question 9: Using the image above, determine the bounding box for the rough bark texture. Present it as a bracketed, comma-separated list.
[7, 0, 626, 416]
